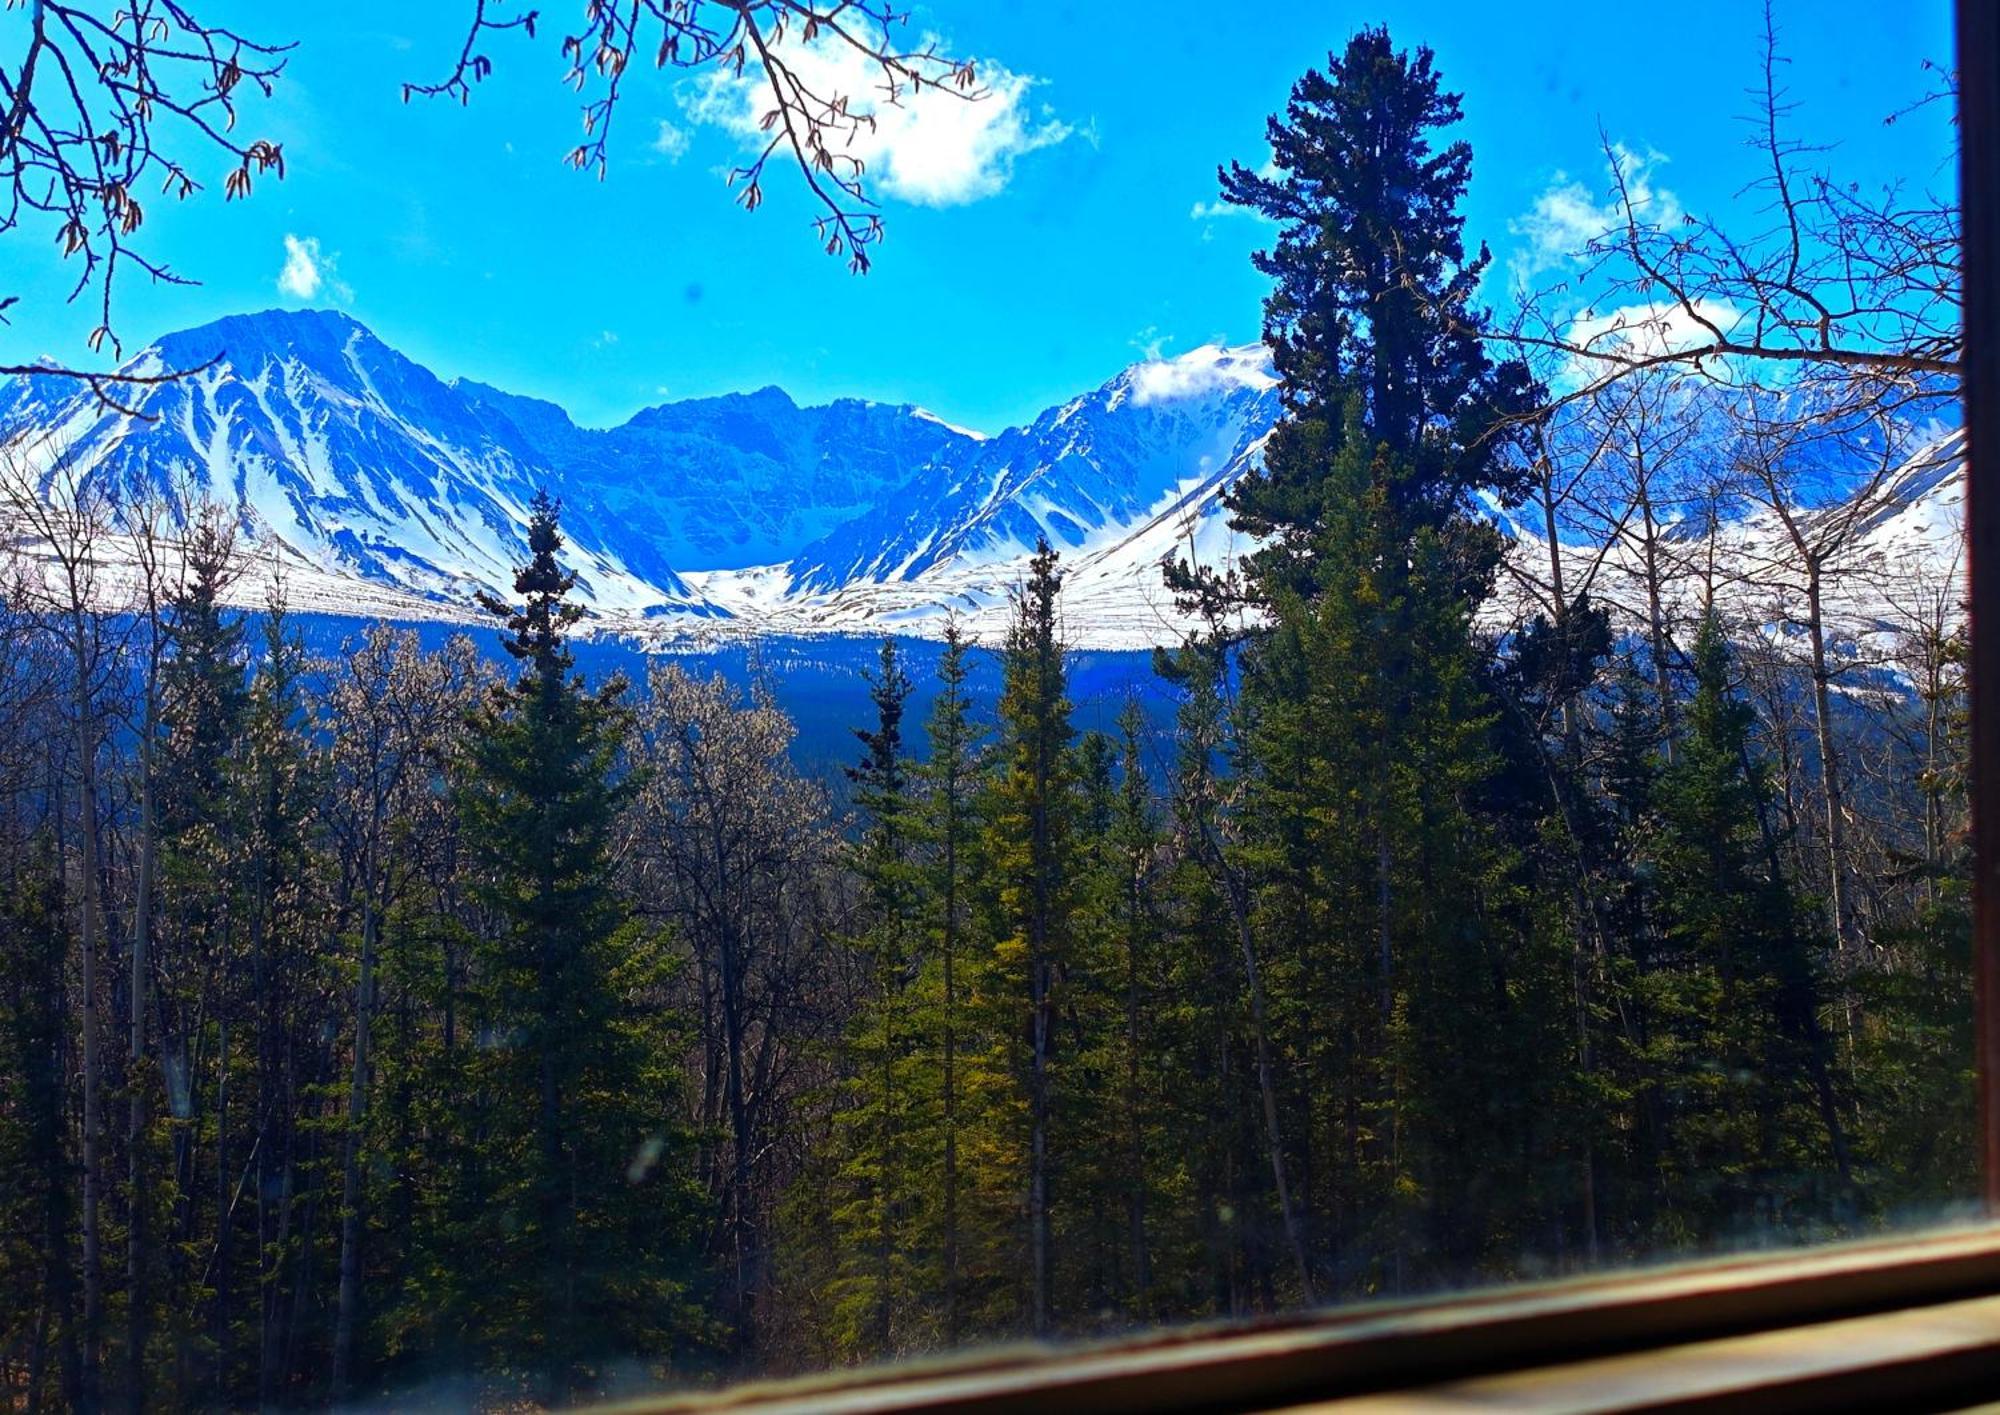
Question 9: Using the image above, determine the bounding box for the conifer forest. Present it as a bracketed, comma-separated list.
[0, 22, 1974, 1411]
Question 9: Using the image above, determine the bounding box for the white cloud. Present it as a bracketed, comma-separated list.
[593, 329, 620, 348]
[1129, 325, 1173, 362]
[651, 119, 690, 162]
[277, 234, 350, 303]
[688, 37, 1071, 206]
[1511, 144, 1682, 284]
[1558, 299, 1742, 387]
[1129, 343, 1276, 405]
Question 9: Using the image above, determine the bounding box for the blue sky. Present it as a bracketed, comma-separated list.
[0, 1, 1957, 433]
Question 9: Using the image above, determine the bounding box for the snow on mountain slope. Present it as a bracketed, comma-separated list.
[0, 313, 1287, 644]
[0, 309, 701, 613]
[0, 311, 1967, 655]
[783, 343, 1277, 594]
[1494, 429, 1968, 681]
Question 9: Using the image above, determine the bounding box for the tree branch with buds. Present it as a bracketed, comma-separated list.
[410, 0, 981, 273]
[0, 0, 288, 403]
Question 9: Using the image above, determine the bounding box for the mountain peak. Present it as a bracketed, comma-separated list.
[0, 310, 1961, 652]
[1115, 342, 1276, 406]
[145, 306, 376, 371]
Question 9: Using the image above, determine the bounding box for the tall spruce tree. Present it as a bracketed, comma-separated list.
[1059, 730, 1127, 1316]
[1200, 27, 1551, 1292]
[985, 542, 1077, 1334]
[453, 492, 704, 1401]
[910, 618, 1005, 1342]
[1215, 26, 1538, 593]
[151, 521, 254, 1398]
[826, 640, 923, 1355]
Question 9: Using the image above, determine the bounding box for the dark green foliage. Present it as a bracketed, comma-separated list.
[442, 492, 707, 1400]
[985, 541, 1080, 1335]
[824, 640, 925, 1354]
[0, 849, 82, 1410]
[1206, 26, 1556, 1294]
[1633, 611, 1852, 1238]
[1215, 26, 1539, 596]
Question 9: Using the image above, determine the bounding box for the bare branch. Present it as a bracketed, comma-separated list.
[1493, 15, 1959, 426]
[0, 2, 289, 401]
[411, 1, 981, 273]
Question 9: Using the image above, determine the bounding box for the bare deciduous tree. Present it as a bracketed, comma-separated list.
[318, 624, 490, 1396]
[0, 437, 124, 1403]
[624, 662, 840, 1340]
[1505, 4, 1958, 427]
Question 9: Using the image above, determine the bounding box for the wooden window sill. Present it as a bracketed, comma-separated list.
[602, 1226, 2000, 1414]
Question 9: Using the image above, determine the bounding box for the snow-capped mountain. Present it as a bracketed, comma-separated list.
[0, 309, 1966, 653]
[0, 310, 1285, 644]
[455, 379, 975, 572]
[784, 344, 1276, 593]
[0, 310, 700, 614]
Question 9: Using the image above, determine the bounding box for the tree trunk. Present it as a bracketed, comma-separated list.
[1803, 564, 1856, 948]
[718, 914, 759, 1338]
[127, 726, 155, 1411]
[37, 880, 84, 1414]
[1122, 877, 1151, 1310]
[1636, 480, 1677, 757]
[212, 1015, 231, 1395]
[330, 898, 377, 1399]
[1215, 852, 1313, 1306]
[874, 954, 896, 1353]
[70, 634, 104, 1412]
[1028, 892, 1051, 1336]
[940, 826, 961, 1345]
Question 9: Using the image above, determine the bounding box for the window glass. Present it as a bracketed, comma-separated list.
[0, 2, 1969, 1408]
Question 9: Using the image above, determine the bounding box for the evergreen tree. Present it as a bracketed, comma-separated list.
[1640, 609, 1851, 1239]
[150, 520, 255, 1397]
[1214, 26, 1538, 595]
[909, 618, 1005, 1342]
[984, 542, 1078, 1334]
[1154, 643, 1269, 1313]
[826, 640, 924, 1355]
[1056, 729, 1125, 1316]
[452, 492, 706, 1400]
[1196, 27, 1552, 1292]
[1107, 702, 1163, 1313]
